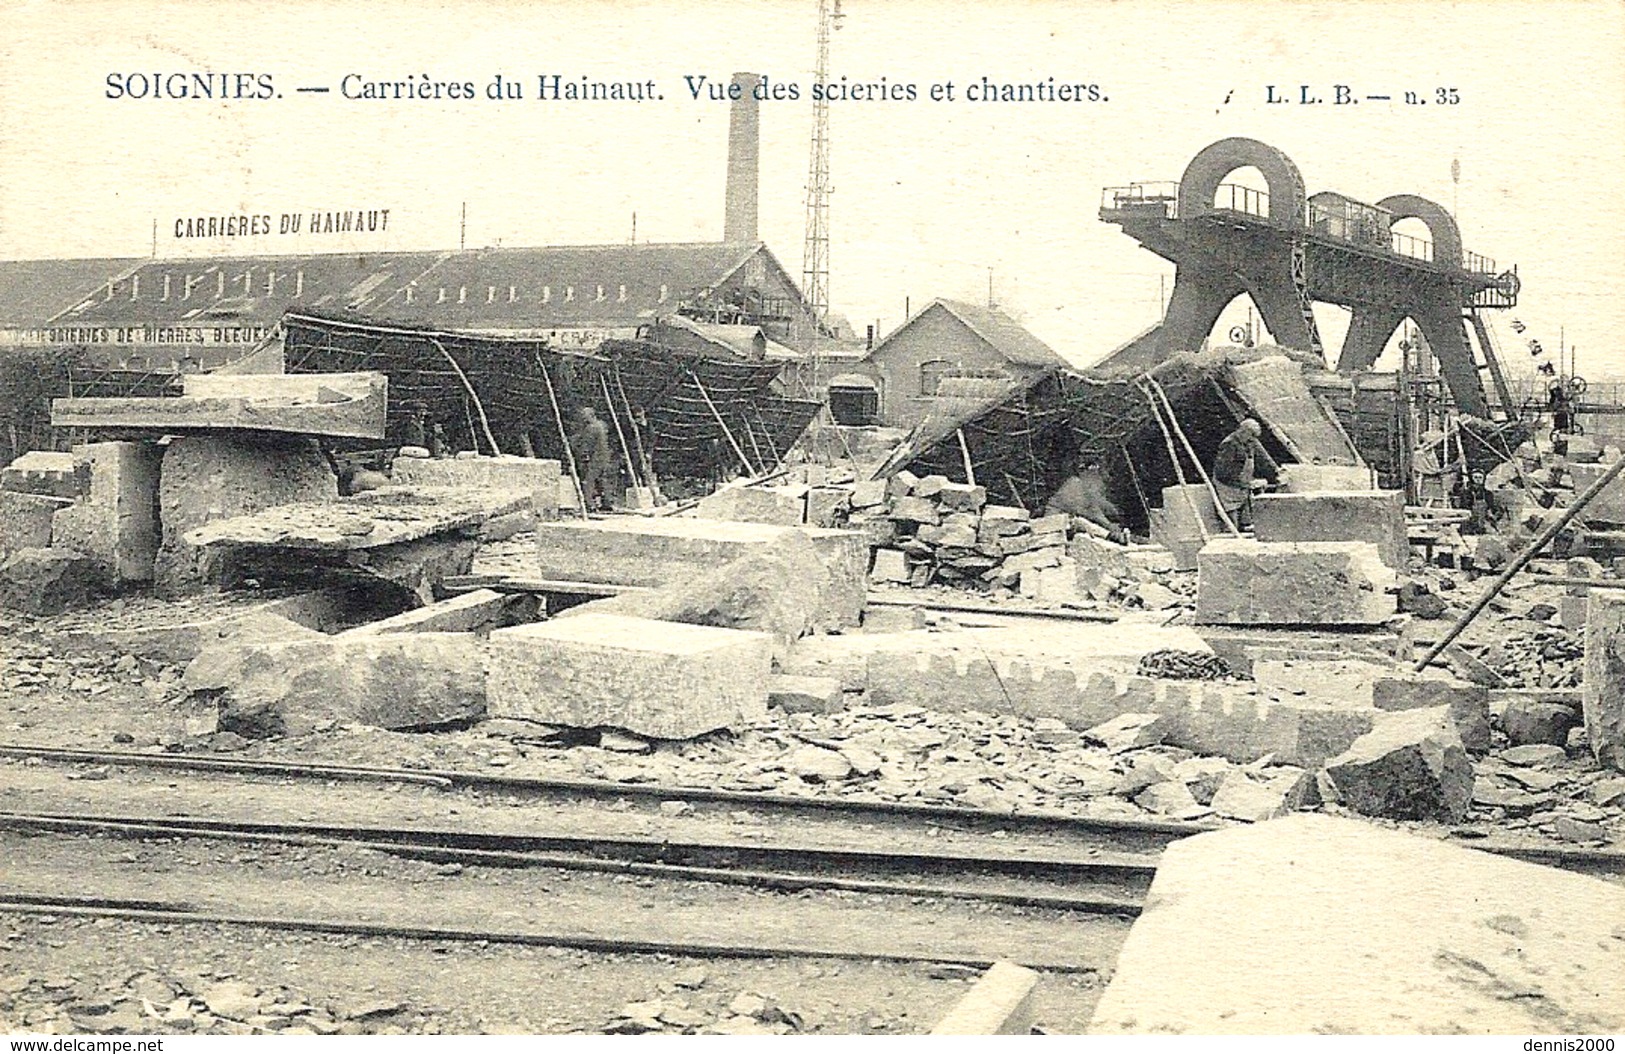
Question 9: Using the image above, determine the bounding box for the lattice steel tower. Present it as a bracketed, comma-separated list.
[801, 0, 841, 330]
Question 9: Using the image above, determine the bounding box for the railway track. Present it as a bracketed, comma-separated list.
[3, 741, 1618, 974]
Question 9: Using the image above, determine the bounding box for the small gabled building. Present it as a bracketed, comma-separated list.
[860, 298, 1067, 427]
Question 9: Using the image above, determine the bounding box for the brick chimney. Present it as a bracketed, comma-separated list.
[723, 72, 763, 243]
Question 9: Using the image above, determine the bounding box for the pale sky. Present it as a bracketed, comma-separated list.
[2, 0, 1622, 378]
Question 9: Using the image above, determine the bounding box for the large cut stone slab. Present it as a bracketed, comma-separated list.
[1584, 592, 1625, 771]
[485, 613, 771, 739]
[391, 455, 561, 521]
[0, 491, 71, 562]
[1090, 814, 1625, 1034]
[51, 371, 387, 440]
[49, 442, 162, 585]
[531, 517, 866, 625]
[556, 530, 856, 659]
[694, 484, 808, 526]
[1194, 538, 1396, 626]
[1277, 463, 1376, 493]
[193, 631, 487, 736]
[1, 450, 79, 498]
[338, 588, 539, 637]
[1252, 490, 1408, 569]
[1323, 705, 1473, 822]
[782, 619, 1376, 766]
[153, 435, 337, 595]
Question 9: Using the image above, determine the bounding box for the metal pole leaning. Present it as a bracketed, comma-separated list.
[1414, 451, 1625, 671]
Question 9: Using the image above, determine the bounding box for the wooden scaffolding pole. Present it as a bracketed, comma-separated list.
[688, 369, 756, 477]
[1145, 376, 1239, 535]
[534, 352, 588, 519]
[1138, 383, 1209, 543]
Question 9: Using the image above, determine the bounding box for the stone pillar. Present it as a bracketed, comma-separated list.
[49, 441, 162, 585]
[1583, 593, 1625, 771]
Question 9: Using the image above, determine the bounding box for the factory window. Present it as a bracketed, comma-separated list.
[919, 359, 955, 397]
[617, 284, 627, 302]
[565, 286, 576, 302]
[595, 285, 606, 302]
[542, 285, 551, 303]
[658, 284, 669, 302]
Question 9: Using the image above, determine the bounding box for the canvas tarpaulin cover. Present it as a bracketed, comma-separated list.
[279, 311, 818, 480]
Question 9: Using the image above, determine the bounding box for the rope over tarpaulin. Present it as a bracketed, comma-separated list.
[278, 311, 819, 481]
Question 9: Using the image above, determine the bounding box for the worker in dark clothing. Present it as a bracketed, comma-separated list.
[568, 406, 615, 511]
[1211, 419, 1279, 529]
[1549, 382, 1576, 435]
[1046, 459, 1125, 540]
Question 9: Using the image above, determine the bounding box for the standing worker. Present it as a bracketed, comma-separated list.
[568, 405, 615, 512]
[1211, 418, 1279, 529]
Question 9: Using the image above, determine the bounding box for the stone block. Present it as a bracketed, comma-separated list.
[767, 674, 844, 713]
[1277, 463, 1377, 493]
[0, 547, 101, 615]
[154, 435, 336, 596]
[391, 455, 560, 522]
[1252, 490, 1408, 569]
[1502, 698, 1581, 748]
[806, 486, 850, 528]
[870, 547, 910, 583]
[1209, 767, 1308, 821]
[557, 531, 861, 660]
[885, 470, 918, 501]
[980, 504, 1030, 526]
[0, 491, 71, 562]
[888, 496, 940, 525]
[52, 371, 388, 440]
[782, 622, 1375, 767]
[1323, 706, 1473, 822]
[1019, 559, 1080, 603]
[1584, 592, 1625, 771]
[198, 631, 487, 737]
[1372, 671, 1491, 753]
[1560, 594, 1588, 630]
[338, 588, 539, 637]
[49, 442, 162, 585]
[1089, 814, 1625, 1034]
[532, 517, 866, 619]
[930, 961, 1039, 1036]
[1194, 538, 1397, 626]
[911, 474, 949, 498]
[695, 484, 808, 526]
[848, 478, 887, 509]
[936, 482, 986, 512]
[1155, 483, 1224, 556]
[485, 614, 771, 739]
[1566, 461, 1625, 525]
[1, 450, 79, 498]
